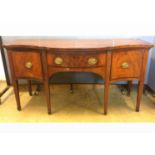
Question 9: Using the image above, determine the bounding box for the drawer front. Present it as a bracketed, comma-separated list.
[47, 52, 106, 68]
[111, 50, 143, 80]
[11, 51, 43, 79]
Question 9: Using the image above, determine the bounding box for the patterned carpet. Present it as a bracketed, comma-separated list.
[0, 83, 155, 122]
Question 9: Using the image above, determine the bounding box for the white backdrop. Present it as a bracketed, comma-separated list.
[1, 0, 155, 154]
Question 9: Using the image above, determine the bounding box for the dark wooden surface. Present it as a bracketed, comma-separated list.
[4, 39, 154, 114]
[10, 50, 43, 80]
[47, 51, 106, 68]
[111, 49, 143, 81]
[4, 39, 153, 50]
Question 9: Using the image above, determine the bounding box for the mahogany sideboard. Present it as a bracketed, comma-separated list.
[4, 39, 153, 115]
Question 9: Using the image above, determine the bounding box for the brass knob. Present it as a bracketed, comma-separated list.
[121, 62, 129, 69]
[25, 62, 33, 69]
[54, 57, 63, 65]
[88, 57, 97, 65]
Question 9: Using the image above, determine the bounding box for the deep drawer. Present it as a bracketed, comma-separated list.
[10, 51, 43, 80]
[111, 49, 143, 80]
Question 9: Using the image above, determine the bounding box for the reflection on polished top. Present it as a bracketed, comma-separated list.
[4, 39, 153, 50]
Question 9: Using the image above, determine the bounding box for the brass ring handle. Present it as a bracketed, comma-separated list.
[88, 57, 98, 65]
[54, 57, 63, 65]
[121, 62, 129, 69]
[25, 62, 33, 69]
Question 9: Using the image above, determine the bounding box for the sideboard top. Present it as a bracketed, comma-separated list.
[4, 39, 154, 50]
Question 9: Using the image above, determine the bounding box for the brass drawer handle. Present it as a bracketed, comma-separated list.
[121, 62, 129, 69]
[54, 57, 63, 65]
[25, 62, 33, 69]
[88, 57, 98, 65]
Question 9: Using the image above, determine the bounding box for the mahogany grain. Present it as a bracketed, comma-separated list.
[4, 39, 153, 115]
[4, 39, 153, 50]
[47, 52, 106, 68]
[111, 49, 143, 80]
[10, 50, 43, 80]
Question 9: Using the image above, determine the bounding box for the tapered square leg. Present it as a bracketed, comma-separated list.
[127, 81, 132, 96]
[103, 51, 111, 115]
[136, 81, 144, 112]
[28, 80, 32, 96]
[70, 83, 74, 94]
[136, 49, 149, 112]
[104, 82, 110, 115]
[13, 80, 21, 111]
[44, 80, 51, 114]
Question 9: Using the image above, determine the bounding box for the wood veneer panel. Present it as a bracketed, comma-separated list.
[10, 51, 43, 80]
[111, 50, 143, 80]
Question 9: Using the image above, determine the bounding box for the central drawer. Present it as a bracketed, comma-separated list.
[47, 52, 106, 68]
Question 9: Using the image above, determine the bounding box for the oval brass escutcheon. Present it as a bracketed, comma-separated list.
[54, 57, 63, 65]
[88, 57, 98, 65]
[25, 62, 33, 69]
[121, 62, 129, 69]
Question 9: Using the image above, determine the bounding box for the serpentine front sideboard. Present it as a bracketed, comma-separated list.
[4, 39, 153, 115]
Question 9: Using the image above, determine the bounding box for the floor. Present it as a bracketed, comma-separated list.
[0, 80, 7, 92]
[0, 82, 155, 122]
